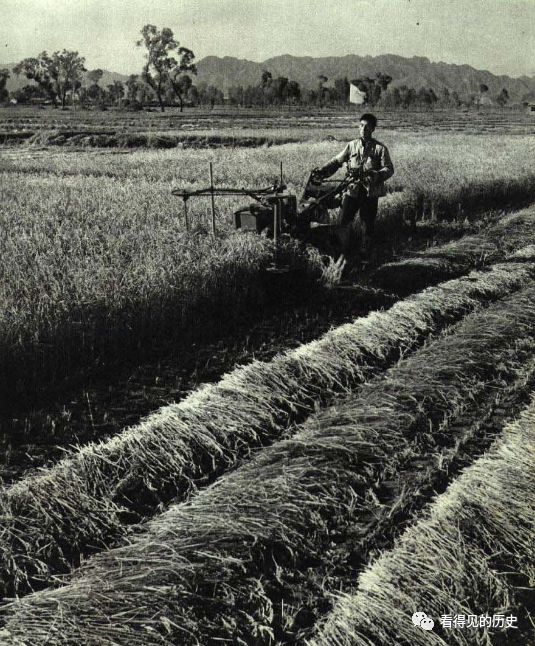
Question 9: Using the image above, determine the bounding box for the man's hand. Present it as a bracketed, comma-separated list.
[311, 167, 324, 182]
[364, 169, 381, 183]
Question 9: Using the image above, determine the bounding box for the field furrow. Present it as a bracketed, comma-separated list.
[310, 393, 535, 646]
[0, 284, 391, 485]
[3, 207, 533, 489]
[0, 261, 532, 599]
[0, 211, 535, 483]
[5, 208, 530, 486]
[2, 283, 535, 645]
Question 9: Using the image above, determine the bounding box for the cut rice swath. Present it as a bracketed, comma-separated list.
[3, 284, 535, 645]
[0, 260, 534, 598]
[373, 209, 535, 293]
[310, 392, 535, 646]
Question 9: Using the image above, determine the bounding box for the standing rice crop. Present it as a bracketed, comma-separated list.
[0, 261, 533, 598]
[2, 133, 535, 397]
[310, 393, 535, 646]
[0, 170, 320, 399]
[3, 284, 535, 645]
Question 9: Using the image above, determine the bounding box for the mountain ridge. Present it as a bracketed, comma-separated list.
[3, 53, 535, 102]
[194, 54, 535, 102]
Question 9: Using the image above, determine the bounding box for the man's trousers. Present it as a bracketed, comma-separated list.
[339, 190, 379, 250]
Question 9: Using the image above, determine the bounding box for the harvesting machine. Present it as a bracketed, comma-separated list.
[171, 167, 366, 256]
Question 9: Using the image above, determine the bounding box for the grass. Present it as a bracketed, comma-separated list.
[310, 392, 535, 646]
[23, 129, 301, 148]
[3, 283, 535, 645]
[0, 172, 322, 400]
[1, 105, 534, 137]
[2, 129, 535, 399]
[0, 259, 533, 599]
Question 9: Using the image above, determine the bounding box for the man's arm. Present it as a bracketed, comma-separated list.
[375, 144, 394, 182]
[316, 143, 351, 178]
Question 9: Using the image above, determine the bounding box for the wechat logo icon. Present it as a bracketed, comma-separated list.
[412, 611, 435, 631]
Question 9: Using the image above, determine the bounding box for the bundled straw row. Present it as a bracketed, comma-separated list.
[3, 284, 535, 645]
[373, 209, 535, 293]
[310, 393, 535, 646]
[1, 260, 534, 598]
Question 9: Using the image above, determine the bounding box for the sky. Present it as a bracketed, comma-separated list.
[1, 0, 534, 77]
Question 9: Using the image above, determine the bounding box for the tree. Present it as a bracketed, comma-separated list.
[261, 70, 272, 87]
[137, 25, 175, 111]
[317, 75, 328, 106]
[286, 80, 301, 105]
[107, 80, 125, 107]
[168, 46, 196, 112]
[450, 90, 461, 108]
[170, 73, 193, 112]
[333, 77, 350, 104]
[87, 69, 104, 86]
[376, 72, 393, 92]
[51, 50, 86, 109]
[304, 88, 320, 106]
[13, 50, 86, 108]
[85, 69, 105, 107]
[496, 87, 509, 107]
[12, 83, 47, 104]
[228, 85, 244, 106]
[0, 68, 9, 103]
[395, 85, 417, 109]
[243, 84, 263, 107]
[266, 76, 289, 105]
[198, 84, 223, 108]
[13, 53, 57, 105]
[137, 24, 196, 112]
[125, 73, 155, 108]
[380, 86, 402, 108]
[473, 83, 491, 110]
[125, 74, 141, 105]
[350, 73, 392, 107]
[138, 82, 157, 107]
[187, 85, 199, 107]
[416, 87, 438, 109]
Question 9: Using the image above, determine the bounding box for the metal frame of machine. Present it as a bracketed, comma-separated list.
[171, 165, 364, 246]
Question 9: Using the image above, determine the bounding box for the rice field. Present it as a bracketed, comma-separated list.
[3, 274, 535, 645]
[311, 392, 535, 646]
[2, 123, 535, 402]
[1, 108, 535, 645]
[1, 256, 533, 598]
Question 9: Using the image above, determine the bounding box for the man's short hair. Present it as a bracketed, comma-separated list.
[360, 113, 377, 129]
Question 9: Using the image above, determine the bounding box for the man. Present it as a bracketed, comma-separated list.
[315, 113, 394, 256]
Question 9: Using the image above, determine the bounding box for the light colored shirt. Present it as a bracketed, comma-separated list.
[321, 137, 394, 198]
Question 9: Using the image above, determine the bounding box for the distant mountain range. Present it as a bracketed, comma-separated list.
[4, 54, 535, 103]
[195, 54, 535, 103]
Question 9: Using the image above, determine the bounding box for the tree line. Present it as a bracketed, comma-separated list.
[1, 25, 513, 111]
[3, 25, 220, 112]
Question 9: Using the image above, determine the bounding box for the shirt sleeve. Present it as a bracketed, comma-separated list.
[319, 143, 350, 177]
[377, 145, 394, 182]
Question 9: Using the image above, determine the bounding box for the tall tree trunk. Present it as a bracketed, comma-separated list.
[157, 90, 165, 112]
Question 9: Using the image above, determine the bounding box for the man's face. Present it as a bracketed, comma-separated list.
[359, 120, 374, 141]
